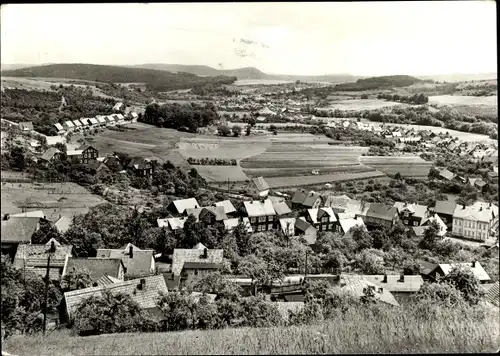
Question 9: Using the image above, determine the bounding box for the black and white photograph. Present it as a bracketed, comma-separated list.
[0, 1, 498, 355]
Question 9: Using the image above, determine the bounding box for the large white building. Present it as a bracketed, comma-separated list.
[452, 202, 499, 242]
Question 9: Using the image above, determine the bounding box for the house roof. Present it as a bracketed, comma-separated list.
[291, 190, 308, 204]
[89, 117, 98, 125]
[40, 147, 61, 161]
[223, 218, 252, 232]
[292, 189, 322, 207]
[453, 204, 493, 223]
[96, 275, 123, 286]
[434, 200, 457, 216]
[10, 210, 45, 218]
[439, 169, 455, 180]
[436, 262, 490, 282]
[214, 200, 236, 215]
[272, 201, 292, 216]
[79, 118, 90, 126]
[63, 257, 124, 281]
[339, 217, 366, 235]
[419, 214, 447, 236]
[14, 242, 73, 268]
[79, 145, 97, 152]
[96, 116, 107, 123]
[393, 202, 428, 219]
[170, 198, 200, 214]
[64, 275, 167, 319]
[417, 259, 439, 275]
[307, 207, 336, 224]
[157, 217, 188, 230]
[366, 203, 397, 222]
[252, 176, 270, 191]
[54, 123, 64, 131]
[1, 217, 40, 243]
[72, 120, 82, 127]
[340, 275, 400, 307]
[484, 281, 499, 306]
[279, 218, 296, 236]
[183, 262, 224, 269]
[171, 248, 223, 276]
[65, 120, 75, 128]
[243, 199, 276, 217]
[294, 217, 315, 235]
[185, 206, 228, 221]
[96, 246, 154, 276]
[67, 150, 83, 156]
[362, 275, 424, 293]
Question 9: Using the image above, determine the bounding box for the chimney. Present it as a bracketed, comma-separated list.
[129, 245, 133, 259]
[138, 278, 146, 290]
[399, 273, 404, 283]
[382, 274, 387, 283]
[3, 214, 9, 221]
[378, 287, 384, 294]
[480, 207, 483, 211]
[463, 204, 466, 209]
[203, 248, 208, 259]
[472, 261, 476, 268]
[489, 202, 492, 208]
[50, 240, 56, 253]
[59, 214, 61, 219]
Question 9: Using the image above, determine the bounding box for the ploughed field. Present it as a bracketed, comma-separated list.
[359, 156, 433, 179]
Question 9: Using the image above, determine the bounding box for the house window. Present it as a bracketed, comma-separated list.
[250, 217, 257, 223]
[322, 217, 328, 223]
[258, 216, 266, 223]
[267, 224, 273, 230]
[328, 224, 333, 230]
[257, 225, 264, 232]
[413, 221, 418, 227]
[268, 215, 274, 221]
[443, 217, 447, 223]
[194, 269, 199, 276]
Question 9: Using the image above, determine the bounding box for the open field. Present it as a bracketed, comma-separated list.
[265, 170, 386, 188]
[6, 302, 497, 355]
[359, 156, 433, 179]
[243, 164, 373, 179]
[429, 95, 498, 106]
[325, 99, 403, 110]
[1, 181, 105, 221]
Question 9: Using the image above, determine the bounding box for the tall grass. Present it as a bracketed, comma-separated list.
[4, 302, 499, 355]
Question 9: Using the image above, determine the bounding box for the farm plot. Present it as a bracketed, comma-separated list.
[429, 95, 498, 106]
[243, 164, 375, 179]
[360, 156, 432, 179]
[1, 182, 105, 221]
[241, 144, 368, 170]
[265, 170, 387, 189]
[325, 99, 403, 111]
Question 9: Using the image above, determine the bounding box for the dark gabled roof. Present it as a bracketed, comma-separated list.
[40, 147, 61, 161]
[185, 206, 228, 221]
[295, 217, 313, 232]
[14, 241, 73, 268]
[417, 259, 439, 276]
[291, 189, 308, 204]
[303, 192, 322, 208]
[1, 217, 40, 243]
[183, 262, 224, 269]
[103, 156, 123, 171]
[366, 203, 397, 221]
[87, 160, 107, 171]
[434, 200, 457, 216]
[96, 247, 154, 276]
[78, 145, 97, 152]
[64, 257, 124, 281]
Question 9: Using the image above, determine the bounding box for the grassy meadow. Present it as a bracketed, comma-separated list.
[3, 303, 498, 355]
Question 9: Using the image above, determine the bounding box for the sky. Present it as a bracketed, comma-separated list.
[1, 2, 497, 76]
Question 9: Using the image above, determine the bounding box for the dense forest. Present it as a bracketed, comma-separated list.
[141, 102, 219, 132]
[1, 64, 238, 92]
[333, 75, 427, 91]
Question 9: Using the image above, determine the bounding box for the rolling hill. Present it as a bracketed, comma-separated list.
[1, 63, 237, 91]
[127, 63, 362, 83]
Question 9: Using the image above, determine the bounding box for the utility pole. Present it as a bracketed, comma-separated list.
[304, 249, 308, 279]
[42, 255, 51, 336]
[227, 178, 230, 192]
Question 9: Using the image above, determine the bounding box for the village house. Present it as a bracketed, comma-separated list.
[427, 262, 491, 284]
[223, 217, 253, 233]
[96, 116, 107, 126]
[438, 168, 455, 181]
[171, 243, 224, 283]
[412, 213, 447, 237]
[1, 216, 41, 260]
[337, 216, 367, 238]
[271, 199, 293, 218]
[126, 158, 154, 179]
[393, 202, 428, 227]
[19, 121, 33, 132]
[87, 160, 110, 174]
[291, 189, 323, 210]
[433, 200, 457, 227]
[294, 217, 317, 245]
[102, 155, 123, 172]
[63, 120, 75, 131]
[127, 112, 139, 122]
[96, 243, 155, 278]
[240, 199, 277, 232]
[213, 200, 237, 218]
[13, 238, 74, 281]
[279, 217, 296, 237]
[54, 123, 65, 134]
[39, 147, 63, 164]
[54, 216, 72, 234]
[305, 207, 338, 232]
[63, 257, 125, 284]
[362, 203, 399, 229]
[362, 274, 424, 297]
[88, 117, 99, 126]
[66, 150, 84, 163]
[157, 217, 188, 234]
[79, 118, 90, 128]
[78, 145, 99, 164]
[184, 206, 228, 226]
[340, 275, 400, 307]
[61, 275, 168, 324]
[452, 202, 498, 242]
[167, 198, 200, 215]
[72, 119, 83, 131]
[113, 102, 124, 112]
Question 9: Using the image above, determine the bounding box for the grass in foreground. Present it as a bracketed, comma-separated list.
[3, 303, 499, 355]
